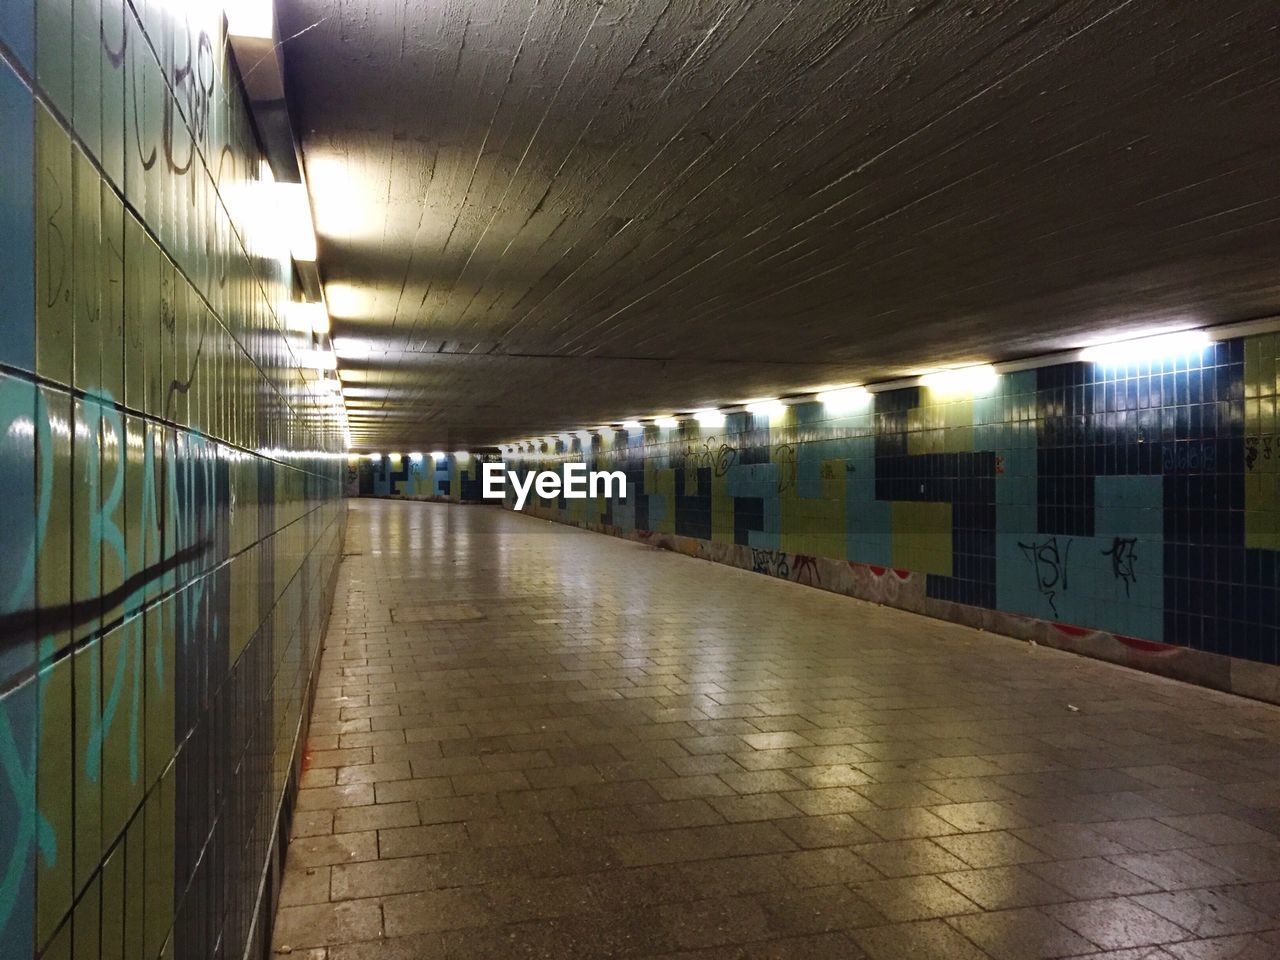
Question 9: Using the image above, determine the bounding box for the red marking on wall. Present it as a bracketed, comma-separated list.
[866, 565, 886, 576]
[1115, 635, 1178, 654]
[892, 569, 911, 580]
[1051, 623, 1093, 638]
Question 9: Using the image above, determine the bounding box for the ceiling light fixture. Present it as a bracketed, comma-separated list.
[280, 183, 317, 261]
[305, 155, 380, 240]
[286, 300, 329, 334]
[918, 364, 998, 395]
[297, 348, 337, 371]
[1079, 330, 1210, 367]
[745, 399, 786, 418]
[694, 408, 725, 427]
[816, 385, 871, 413]
[655, 416, 679, 429]
[225, 0, 274, 39]
[325, 283, 364, 318]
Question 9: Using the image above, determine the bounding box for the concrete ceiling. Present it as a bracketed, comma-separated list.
[277, 0, 1280, 449]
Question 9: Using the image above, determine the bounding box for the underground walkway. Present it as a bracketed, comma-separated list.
[271, 499, 1280, 959]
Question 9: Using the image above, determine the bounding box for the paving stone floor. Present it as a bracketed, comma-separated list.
[271, 498, 1280, 959]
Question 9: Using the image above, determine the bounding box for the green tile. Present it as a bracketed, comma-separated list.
[123, 819, 144, 960]
[151, 253, 173, 417]
[36, 0, 73, 116]
[73, 639, 101, 894]
[138, 239, 159, 414]
[36, 652, 73, 949]
[143, 422, 163, 602]
[122, 6, 145, 208]
[99, 405, 126, 625]
[99, 618, 141, 850]
[99, 182, 125, 403]
[140, 43, 162, 229]
[122, 212, 148, 412]
[35, 105, 74, 387]
[42, 914, 71, 960]
[171, 283, 190, 426]
[143, 769, 174, 960]
[35, 387, 72, 652]
[70, 398, 101, 642]
[72, 871, 99, 960]
[71, 0, 101, 160]
[98, 0, 125, 188]
[143, 601, 172, 789]
[124, 414, 144, 600]
[101, 844, 123, 960]
[73, 145, 101, 393]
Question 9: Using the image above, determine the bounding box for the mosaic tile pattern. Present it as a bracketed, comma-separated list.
[503, 341, 1280, 688]
[274, 498, 1280, 959]
[347, 453, 491, 502]
[0, 4, 345, 959]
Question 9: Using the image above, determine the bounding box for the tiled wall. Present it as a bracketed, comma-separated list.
[503, 337, 1280, 703]
[345, 453, 492, 502]
[0, 3, 346, 960]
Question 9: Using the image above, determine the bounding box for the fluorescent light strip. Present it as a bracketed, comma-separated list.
[694, 408, 725, 427]
[744, 399, 785, 418]
[918, 364, 998, 394]
[1079, 330, 1210, 367]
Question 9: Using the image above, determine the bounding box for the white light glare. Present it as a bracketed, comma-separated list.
[326, 283, 364, 318]
[306, 155, 381, 240]
[1079, 330, 1210, 367]
[286, 301, 329, 334]
[918, 364, 998, 394]
[694, 408, 725, 427]
[333, 338, 372, 358]
[655, 416, 679, 429]
[281, 183, 317, 261]
[298, 348, 337, 371]
[745, 399, 786, 418]
[409, 452, 423, 460]
[365, 452, 381, 459]
[225, 0, 273, 40]
[430, 451, 445, 459]
[817, 385, 871, 413]
[621, 420, 642, 430]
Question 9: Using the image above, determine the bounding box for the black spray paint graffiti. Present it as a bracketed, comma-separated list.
[682, 438, 738, 478]
[126, 13, 216, 182]
[1018, 536, 1072, 617]
[1245, 436, 1271, 472]
[1102, 537, 1139, 597]
[792, 555, 821, 586]
[751, 549, 790, 579]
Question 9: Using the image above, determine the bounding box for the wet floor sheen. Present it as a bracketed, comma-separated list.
[272, 499, 1280, 959]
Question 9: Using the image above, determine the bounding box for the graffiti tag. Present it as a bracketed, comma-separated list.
[1102, 537, 1139, 597]
[1018, 536, 1072, 617]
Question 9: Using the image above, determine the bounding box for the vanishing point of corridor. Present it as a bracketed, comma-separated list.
[273, 500, 1280, 959]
